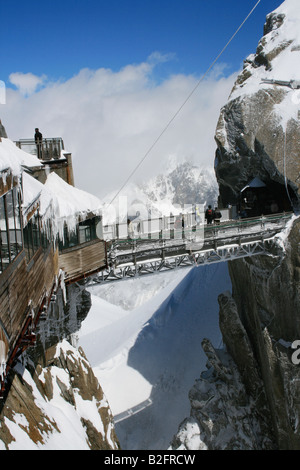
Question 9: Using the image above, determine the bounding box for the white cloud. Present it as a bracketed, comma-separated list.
[147, 51, 177, 65]
[2, 59, 237, 200]
[9, 72, 47, 96]
[0, 81, 5, 104]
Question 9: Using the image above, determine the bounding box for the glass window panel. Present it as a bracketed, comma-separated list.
[23, 220, 34, 261]
[16, 230, 23, 247]
[78, 217, 99, 244]
[59, 225, 78, 250]
[78, 225, 91, 244]
[41, 221, 50, 250]
[67, 229, 78, 248]
[32, 214, 41, 249]
[13, 187, 23, 253]
[0, 196, 8, 271]
[43, 219, 52, 249]
[6, 190, 18, 262]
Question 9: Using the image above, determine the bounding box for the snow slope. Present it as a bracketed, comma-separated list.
[78, 262, 231, 450]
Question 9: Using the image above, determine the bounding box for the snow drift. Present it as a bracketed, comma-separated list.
[78, 262, 232, 449]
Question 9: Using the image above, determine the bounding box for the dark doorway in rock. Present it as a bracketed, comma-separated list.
[238, 177, 293, 218]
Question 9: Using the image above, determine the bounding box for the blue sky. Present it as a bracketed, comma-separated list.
[0, 0, 285, 198]
[1, 0, 283, 86]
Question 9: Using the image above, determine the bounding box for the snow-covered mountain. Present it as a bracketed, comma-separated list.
[103, 159, 219, 225]
[139, 161, 218, 208]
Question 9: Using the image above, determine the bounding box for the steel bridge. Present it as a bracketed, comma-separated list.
[85, 212, 293, 286]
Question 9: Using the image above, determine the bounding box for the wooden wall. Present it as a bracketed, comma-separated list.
[58, 239, 106, 283]
[0, 246, 59, 350]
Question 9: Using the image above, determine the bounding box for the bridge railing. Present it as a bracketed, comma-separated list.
[103, 211, 292, 248]
[103, 209, 215, 242]
[204, 212, 292, 238]
[103, 212, 202, 241]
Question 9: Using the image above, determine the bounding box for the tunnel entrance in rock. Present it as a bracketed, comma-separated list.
[239, 177, 294, 218]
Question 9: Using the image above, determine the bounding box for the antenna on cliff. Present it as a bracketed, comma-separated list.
[283, 129, 294, 208]
[107, 0, 262, 208]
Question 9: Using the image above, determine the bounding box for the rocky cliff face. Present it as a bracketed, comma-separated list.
[214, 0, 300, 449]
[0, 340, 120, 450]
[215, 0, 300, 211]
[0, 285, 120, 450]
[224, 219, 300, 449]
[171, 0, 300, 450]
[0, 120, 7, 139]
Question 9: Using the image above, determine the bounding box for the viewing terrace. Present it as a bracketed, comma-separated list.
[15, 137, 65, 161]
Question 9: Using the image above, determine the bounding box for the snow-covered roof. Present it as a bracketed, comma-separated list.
[40, 172, 102, 238]
[21, 171, 44, 218]
[0, 136, 102, 237]
[0, 138, 42, 177]
[241, 177, 266, 192]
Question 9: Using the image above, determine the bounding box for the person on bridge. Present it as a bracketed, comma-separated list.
[34, 128, 43, 159]
[213, 207, 222, 225]
[205, 205, 214, 224]
[127, 218, 134, 239]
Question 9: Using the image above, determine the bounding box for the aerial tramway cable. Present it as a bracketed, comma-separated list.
[108, 0, 262, 208]
[283, 128, 294, 208]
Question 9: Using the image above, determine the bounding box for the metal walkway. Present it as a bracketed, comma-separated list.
[85, 212, 292, 286]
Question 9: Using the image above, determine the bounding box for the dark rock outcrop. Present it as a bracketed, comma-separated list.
[0, 283, 120, 450]
[213, 1, 300, 448]
[0, 120, 7, 139]
[213, 1, 300, 449]
[171, 0, 300, 451]
[170, 336, 275, 450]
[214, 1, 300, 212]
[225, 217, 300, 449]
[0, 341, 120, 450]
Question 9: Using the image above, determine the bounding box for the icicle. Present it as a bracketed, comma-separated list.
[59, 269, 67, 305]
[0, 340, 7, 382]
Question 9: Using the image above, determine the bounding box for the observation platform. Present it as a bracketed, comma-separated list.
[15, 137, 64, 161]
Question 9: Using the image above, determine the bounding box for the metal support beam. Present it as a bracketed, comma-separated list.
[84, 213, 292, 287]
[85, 238, 275, 287]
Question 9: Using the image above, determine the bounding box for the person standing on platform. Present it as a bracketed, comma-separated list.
[34, 128, 43, 159]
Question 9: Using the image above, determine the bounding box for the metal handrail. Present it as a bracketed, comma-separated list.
[15, 138, 65, 161]
[15, 137, 64, 149]
[105, 212, 293, 245]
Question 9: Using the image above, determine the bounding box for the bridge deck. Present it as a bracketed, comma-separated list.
[87, 212, 292, 285]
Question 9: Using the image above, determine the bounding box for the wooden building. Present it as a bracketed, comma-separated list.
[0, 128, 107, 396]
[0, 169, 59, 394]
